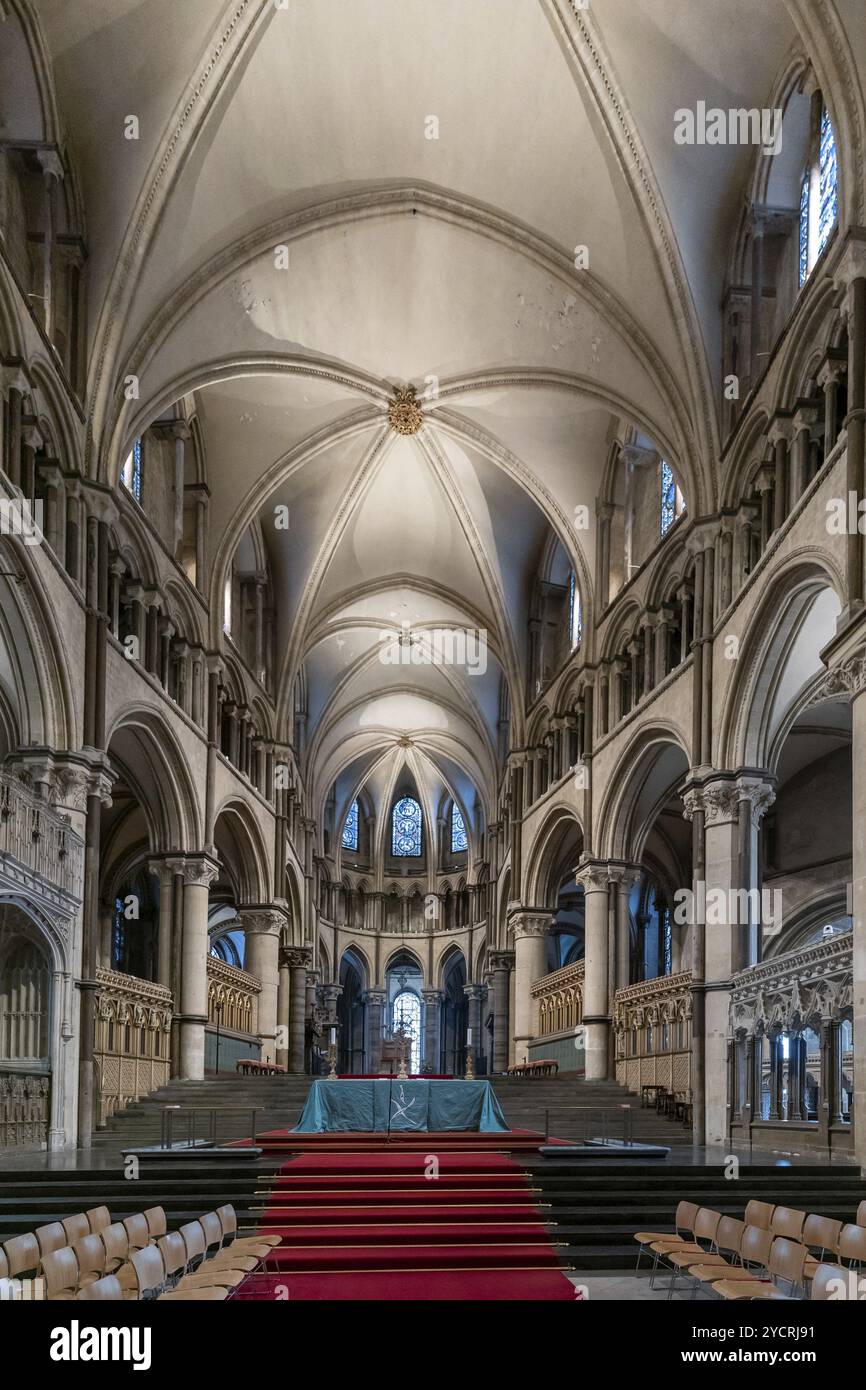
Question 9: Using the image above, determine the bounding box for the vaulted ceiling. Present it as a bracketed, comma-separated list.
[24, 0, 866, 828]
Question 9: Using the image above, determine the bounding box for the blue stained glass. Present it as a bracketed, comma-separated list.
[818, 106, 838, 256]
[451, 803, 468, 853]
[392, 796, 422, 856]
[121, 439, 143, 501]
[798, 174, 810, 287]
[568, 571, 582, 648]
[660, 460, 677, 536]
[342, 799, 359, 852]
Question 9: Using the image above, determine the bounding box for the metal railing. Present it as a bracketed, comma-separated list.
[158, 1105, 261, 1150]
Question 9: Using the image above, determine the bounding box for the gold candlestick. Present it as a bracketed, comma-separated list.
[327, 1043, 338, 1079]
[464, 1046, 475, 1080]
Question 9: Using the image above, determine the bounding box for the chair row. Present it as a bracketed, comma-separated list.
[636, 1199, 866, 1301]
[0, 1203, 278, 1299]
[0, 1205, 164, 1282]
[64, 1210, 281, 1302]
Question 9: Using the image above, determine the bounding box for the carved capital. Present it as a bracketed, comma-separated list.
[808, 649, 866, 705]
[239, 908, 284, 937]
[575, 857, 611, 893]
[181, 856, 220, 890]
[509, 909, 551, 939]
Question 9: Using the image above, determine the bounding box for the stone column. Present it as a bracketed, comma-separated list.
[641, 621, 654, 696]
[682, 774, 772, 1146]
[276, 947, 291, 1069]
[576, 861, 610, 1081]
[851, 663, 866, 1166]
[178, 857, 219, 1080]
[769, 420, 791, 531]
[489, 952, 514, 1073]
[791, 405, 818, 503]
[749, 215, 765, 385]
[148, 860, 173, 989]
[464, 983, 484, 1059]
[364, 989, 387, 1073]
[285, 948, 311, 1074]
[612, 867, 641, 990]
[241, 909, 284, 1065]
[819, 359, 844, 462]
[596, 501, 614, 610]
[836, 258, 865, 622]
[37, 150, 64, 340]
[169, 422, 190, 563]
[511, 911, 549, 1064]
[422, 989, 443, 1072]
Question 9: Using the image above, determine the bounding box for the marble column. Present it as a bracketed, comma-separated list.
[489, 952, 514, 1073]
[576, 860, 611, 1082]
[422, 989, 443, 1072]
[464, 983, 485, 1062]
[286, 948, 311, 1074]
[148, 860, 173, 989]
[178, 857, 219, 1080]
[241, 909, 284, 1064]
[683, 774, 774, 1146]
[511, 912, 549, 1064]
[276, 947, 291, 1069]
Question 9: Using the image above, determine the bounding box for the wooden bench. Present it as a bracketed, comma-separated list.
[507, 1059, 559, 1077]
[235, 1059, 286, 1076]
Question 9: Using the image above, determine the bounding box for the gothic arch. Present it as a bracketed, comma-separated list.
[106, 706, 202, 852]
[212, 799, 270, 906]
[523, 805, 585, 909]
[718, 558, 844, 771]
[595, 723, 690, 862]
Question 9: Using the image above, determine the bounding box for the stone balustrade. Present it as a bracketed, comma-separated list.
[0, 768, 84, 908]
[93, 967, 172, 1127]
[613, 970, 692, 1098]
[531, 960, 585, 1037]
[206, 956, 261, 1034]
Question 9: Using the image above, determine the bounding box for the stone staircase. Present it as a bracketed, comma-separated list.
[90, 1074, 316, 1148]
[492, 1073, 694, 1147]
[522, 1156, 866, 1270]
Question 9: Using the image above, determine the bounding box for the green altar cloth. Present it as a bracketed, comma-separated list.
[292, 1078, 510, 1133]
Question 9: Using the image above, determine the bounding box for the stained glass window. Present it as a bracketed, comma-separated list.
[818, 106, 838, 254]
[451, 803, 468, 853]
[799, 105, 838, 285]
[663, 907, 672, 976]
[568, 571, 583, 648]
[121, 439, 143, 501]
[660, 460, 677, 536]
[798, 174, 810, 287]
[112, 896, 125, 971]
[392, 991, 421, 1073]
[342, 799, 359, 852]
[392, 796, 422, 856]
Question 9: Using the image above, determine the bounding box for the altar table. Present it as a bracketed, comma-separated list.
[292, 1078, 509, 1133]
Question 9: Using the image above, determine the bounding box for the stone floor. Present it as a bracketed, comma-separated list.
[0, 1135, 857, 1171]
[568, 1271, 694, 1301]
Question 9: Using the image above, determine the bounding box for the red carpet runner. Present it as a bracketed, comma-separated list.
[236, 1131, 577, 1301]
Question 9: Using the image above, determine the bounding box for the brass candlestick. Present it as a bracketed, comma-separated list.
[464, 1046, 475, 1080]
[397, 1038, 409, 1080]
[327, 1043, 338, 1080]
